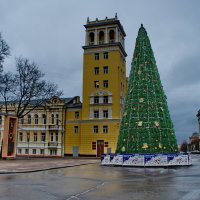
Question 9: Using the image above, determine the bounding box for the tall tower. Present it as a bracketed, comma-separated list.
[80, 15, 127, 156]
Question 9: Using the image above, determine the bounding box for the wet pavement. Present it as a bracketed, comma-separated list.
[0, 158, 99, 173]
[0, 155, 200, 200]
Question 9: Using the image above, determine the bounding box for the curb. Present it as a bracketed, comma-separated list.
[0, 161, 99, 174]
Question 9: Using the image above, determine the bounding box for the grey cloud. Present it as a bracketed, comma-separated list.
[168, 54, 200, 87]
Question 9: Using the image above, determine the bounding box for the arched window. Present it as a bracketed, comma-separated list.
[20, 117, 24, 124]
[34, 133, 37, 142]
[27, 115, 31, 124]
[41, 132, 46, 142]
[99, 31, 104, 44]
[50, 132, 54, 142]
[89, 32, 95, 45]
[56, 114, 59, 126]
[19, 132, 23, 142]
[55, 132, 59, 142]
[51, 114, 54, 124]
[34, 114, 38, 125]
[109, 30, 115, 43]
[42, 114, 46, 124]
[26, 132, 30, 142]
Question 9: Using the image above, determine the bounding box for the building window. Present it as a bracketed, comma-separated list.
[94, 96, 99, 104]
[103, 66, 108, 74]
[27, 133, 30, 142]
[0, 116, 2, 125]
[75, 111, 79, 119]
[94, 111, 99, 118]
[94, 53, 99, 60]
[55, 132, 59, 141]
[89, 32, 95, 45]
[27, 115, 31, 124]
[51, 114, 54, 124]
[56, 114, 59, 126]
[104, 142, 109, 147]
[20, 118, 24, 124]
[104, 52, 108, 59]
[109, 30, 115, 43]
[33, 133, 37, 142]
[25, 149, 29, 154]
[103, 126, 108, 133]
[19, 132, 23, 142]
[18, 148, 22, 154]
[103, 96, 108, 104]
[99, 31, 104, 44]
[42, 114, 46, 124]
[94, 81, 99, 88]
[32, 149, 36, 154]
[40, 149, 44, 155]
[34, 114, 38, 124]
[103, 110, 108, 118]
[94, 67, 99, 75]
[93, 126, 98, 133]
[41, 133, 46, 142]
[50, 133, 54, 142]
[50, 149, 57, 155]
[74, 126, 78, 134]
[92, 142, 96, 150]
[103, 80, 108, 88]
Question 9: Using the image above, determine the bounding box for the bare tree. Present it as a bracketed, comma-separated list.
[0, 33, 10, 70]
[0, 72, 16, 113]
[0, 57, 62, 118]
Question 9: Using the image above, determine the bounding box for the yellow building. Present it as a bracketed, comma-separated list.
[0, 96, 80, 157]
[65, 15, 127, 157]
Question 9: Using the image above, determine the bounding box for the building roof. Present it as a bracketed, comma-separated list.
[66, 103, 82, 109]
[0, 112, 17, 117]
[191, 132, 200, 137]
[0, 96, 81, 107]
[84, 15, 126, 37]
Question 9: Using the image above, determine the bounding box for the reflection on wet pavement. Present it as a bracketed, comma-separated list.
[0, 155, 200, 200]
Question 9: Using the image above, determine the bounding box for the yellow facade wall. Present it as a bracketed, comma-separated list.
[79, 121, 120, 155]
[65, 108, 82, 155]
[82, 50, 126, 119]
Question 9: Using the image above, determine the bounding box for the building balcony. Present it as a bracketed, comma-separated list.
[49, 125, 62, 130]
[90, 102, 112, 106]
[48, 142, 58, 148]
[99, 40, 104, 45]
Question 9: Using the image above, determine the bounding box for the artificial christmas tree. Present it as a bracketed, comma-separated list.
[116, 24, 178, 154]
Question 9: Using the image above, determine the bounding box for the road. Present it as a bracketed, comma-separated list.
[0, 155, 200, 200]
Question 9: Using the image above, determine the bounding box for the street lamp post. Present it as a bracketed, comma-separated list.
[61, 131, 63, 157]
[43, 140, 45, 157]
[59, 119, 64, 157]
[27, 134, 30, 159]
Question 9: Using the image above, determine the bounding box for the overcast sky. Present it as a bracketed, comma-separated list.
[0, 0, 200, 143]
